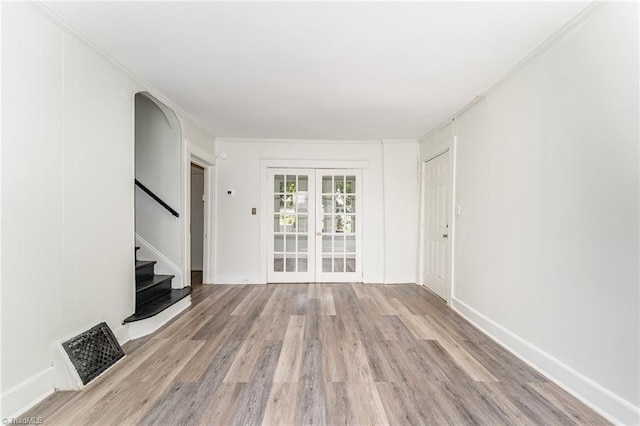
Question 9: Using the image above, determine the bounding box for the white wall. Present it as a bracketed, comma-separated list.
[1, 2, 139, 418]
[420, 3, 639, 423]
[383, 142, 419, 283]
[135, 93, 182, 279]
[213, 139, 417, 284]
[181, 117, 216, 159]
[190, 165, 205, 270]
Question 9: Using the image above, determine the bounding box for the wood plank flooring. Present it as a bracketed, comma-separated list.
[22, 275, 609, 425]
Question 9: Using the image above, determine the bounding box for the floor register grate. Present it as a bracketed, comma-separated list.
[62, 322, 125, 385]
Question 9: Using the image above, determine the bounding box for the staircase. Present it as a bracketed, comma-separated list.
[124, 247, 191, 323]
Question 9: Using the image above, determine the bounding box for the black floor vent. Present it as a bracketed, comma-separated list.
[62, 322, 125, 385]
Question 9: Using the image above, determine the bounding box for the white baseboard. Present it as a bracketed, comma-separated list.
[213, 275, 389, 285]
[214, 275, 264, 285]
[128, 296, 191, 340]
[452, 297, 640, 425]
[52, 341, 83, 392]
[113, 324, 130, 346]
[1, 367, 54, 420]
[135, 234, 183, 288]
[383, 275, 416, 284]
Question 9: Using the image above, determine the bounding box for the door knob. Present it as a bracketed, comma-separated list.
[316, 232, 322, 237]
[443, 233, 448, 238]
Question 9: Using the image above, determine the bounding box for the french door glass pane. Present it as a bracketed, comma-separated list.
[297, 193, 308, 213]
[322, 176, 332, 194]
[345, 235, 356, 252]
[345, 176, 356, 193]
[296, 215, 308, 232]
[345, 195, 355, 213]
[274, 235, 284, 252]
[286, 176, 296, 192]
[335, 176, 344, 193]
[322, 256, 332, 272]
[274, 175, 285, 192]
[286, 235, 296, 252]
[286, 257, 296, 272]
[274, 254, 284, 272]
[335, 194, 344, 213]
[334, 257, 344, 272]
[346, 254, 356, 272]
[298, 256, 308, 272]
[298, 176, 308, 192]
[322, 235, 332, 253]
[322, 196, 332, 213]
[322, 215, 333, 233]
[298, 236, 308, 252]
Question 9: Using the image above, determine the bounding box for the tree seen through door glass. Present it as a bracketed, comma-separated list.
[277, 176, 296, 229]
[345, 176, 356, 193]
[335, 215, 354, 233]
[335, 176, 345, 193]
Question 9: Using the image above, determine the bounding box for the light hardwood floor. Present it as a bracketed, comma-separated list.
[23, 275, 609, 425]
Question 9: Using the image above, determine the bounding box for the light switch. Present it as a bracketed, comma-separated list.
[251, 207, 257, 215]
[454, 204, 461, 215]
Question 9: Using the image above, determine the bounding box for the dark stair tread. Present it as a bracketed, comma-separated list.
[136, 274, 174, 293]
[124, 287, 192, 323]
[136, 260, 156, 269]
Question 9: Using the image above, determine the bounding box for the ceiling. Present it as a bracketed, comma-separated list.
[47, 1, 589, 140]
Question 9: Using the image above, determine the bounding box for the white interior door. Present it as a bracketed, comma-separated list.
[422, 152, 450, 299]
[315, 170, 362, 283]
[268, 170, 315, 282]
[267, 168, 362, 283]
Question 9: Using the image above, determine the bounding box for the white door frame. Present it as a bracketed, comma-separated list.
[417, 137, 457, 304]
[259, 159, 370, 284]
[183, 141, 216, 286]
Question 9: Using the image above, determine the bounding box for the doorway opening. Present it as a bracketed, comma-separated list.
[184, 148, 215, 288]
[190, 163, 205, 288]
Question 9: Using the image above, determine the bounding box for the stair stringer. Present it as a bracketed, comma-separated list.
[135, 233, 183, 288]
[127, 296, 191, 340]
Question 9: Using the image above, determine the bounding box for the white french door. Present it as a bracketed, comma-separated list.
[268, 169, 315, 282]
[315, 170, 362, 282]
[267, 168, 362, 283]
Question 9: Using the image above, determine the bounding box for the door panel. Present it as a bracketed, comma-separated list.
[315, 170, 362, 282]
[422, 152, 450, 299]
[268, 170, 315, 282]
